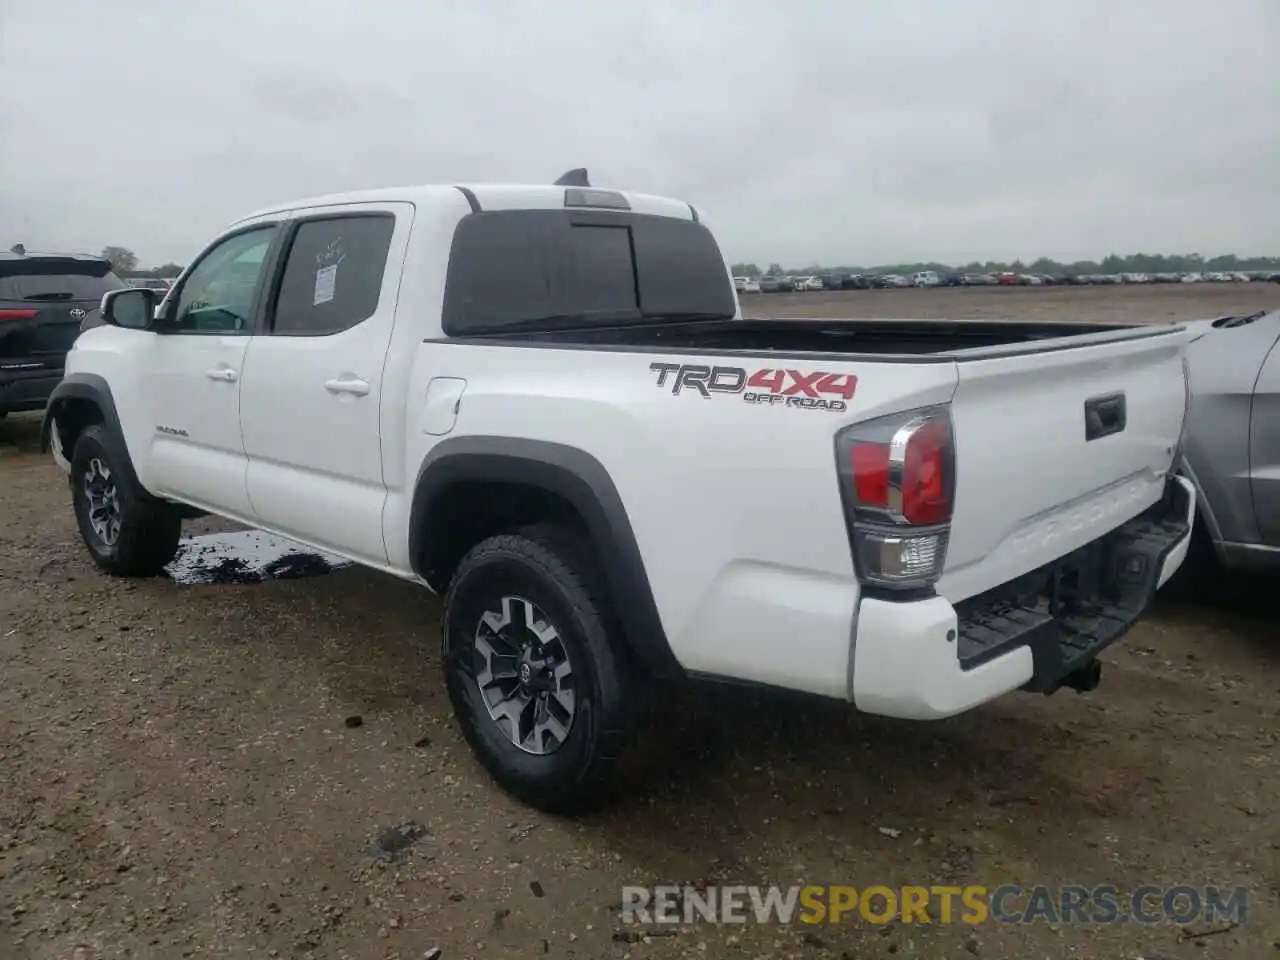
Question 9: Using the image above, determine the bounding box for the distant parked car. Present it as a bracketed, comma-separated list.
[125, 277, 175, 297]
[995, 272, 1019, 286]
[795, 275, 824, 292]
[821, 274, 845, 291]
[843, 274, 873, 290]
[876, 274, 909, 288]
[911, 270, 941, 287]
[1181, 273, 1203, 284]
[958, 273, 996, 286]
[1178, 309, 1280, 573]
[758, 276, 781, 293]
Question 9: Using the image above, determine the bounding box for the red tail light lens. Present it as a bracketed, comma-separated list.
[836, 406, 956, 590]
[849, 442, 889, 506]
[844, 413, 954, 526]
[0, 308, 39, 321]
[901, 418, 950, 525]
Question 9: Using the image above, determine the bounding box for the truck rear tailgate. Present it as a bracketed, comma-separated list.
[937, 326, 1190, 602]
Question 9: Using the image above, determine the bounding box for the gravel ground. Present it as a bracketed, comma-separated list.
[741, 280, 1279, 323]
[2, 284, 1278, 960]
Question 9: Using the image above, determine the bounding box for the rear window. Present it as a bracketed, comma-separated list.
[442, 210, 736, 336]
[0, 261, 125, 301]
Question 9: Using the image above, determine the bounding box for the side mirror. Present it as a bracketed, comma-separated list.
[100, 287, 156, 330]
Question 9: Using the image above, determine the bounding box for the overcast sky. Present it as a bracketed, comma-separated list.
[2, 0, 1277, 268]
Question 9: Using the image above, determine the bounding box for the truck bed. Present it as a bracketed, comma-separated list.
[435, 312, 1190, 606]
[474, 316, 1170, 359]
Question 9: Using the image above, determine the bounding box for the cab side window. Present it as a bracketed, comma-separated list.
[270, 215, 395, 336]
[170, 227, 276, 334]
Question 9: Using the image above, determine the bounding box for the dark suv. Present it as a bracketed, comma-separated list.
[0, 247, 124, 417]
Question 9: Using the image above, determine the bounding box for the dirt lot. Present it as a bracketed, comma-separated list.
[2, 284, 1278, 960]
[741, 280, 1279, 323]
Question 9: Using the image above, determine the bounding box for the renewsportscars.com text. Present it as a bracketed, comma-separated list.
[620, 884, 1249, 926]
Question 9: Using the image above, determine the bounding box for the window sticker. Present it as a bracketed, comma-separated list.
[313, 264, 337, 305]
[313, 238, 347, 306]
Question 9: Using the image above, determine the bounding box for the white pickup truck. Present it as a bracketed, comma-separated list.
[42, 172, 1196, 812]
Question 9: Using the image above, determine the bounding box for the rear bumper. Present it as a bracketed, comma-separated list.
[0, 367, 62, 413]
[852, 475, 1195, 720]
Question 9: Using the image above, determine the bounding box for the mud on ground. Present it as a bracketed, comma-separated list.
[1, 284, 1278, 959]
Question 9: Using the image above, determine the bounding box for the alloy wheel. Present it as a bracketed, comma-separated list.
[473, 595, 576, 755]
[83, 457, 122, 546]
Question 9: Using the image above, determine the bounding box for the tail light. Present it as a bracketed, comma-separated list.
[0, 308, 39, 321]
[1171, 353, 1193, 470]
[834, 406, 955, 591]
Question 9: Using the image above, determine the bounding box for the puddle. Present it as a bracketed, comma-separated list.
[166, 530, 353, 585]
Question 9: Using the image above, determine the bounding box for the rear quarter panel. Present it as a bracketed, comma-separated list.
[387, 342, 958, 693]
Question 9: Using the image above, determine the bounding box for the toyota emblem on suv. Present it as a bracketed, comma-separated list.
[70, 308, 87, 320]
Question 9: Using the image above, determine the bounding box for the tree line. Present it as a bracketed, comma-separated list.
[100, 246, 184, 278]
[99, 244, 1280, 282]
[730, 253, 1280, 278]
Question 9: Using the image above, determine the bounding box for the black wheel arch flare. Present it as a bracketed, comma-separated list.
[41, 371, 145, 482]
[41, 373, 124, 453]
[410, 436, 683, 678]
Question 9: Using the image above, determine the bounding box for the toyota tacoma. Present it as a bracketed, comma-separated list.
[42, 172, 1196, 811]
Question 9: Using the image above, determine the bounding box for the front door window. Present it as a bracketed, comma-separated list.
[170, 228, 276, 334]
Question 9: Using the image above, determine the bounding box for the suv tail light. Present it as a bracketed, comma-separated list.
[834, 406, 955, 590]
[0, 308, 39, 321]
[1171, 353, 1193, 470]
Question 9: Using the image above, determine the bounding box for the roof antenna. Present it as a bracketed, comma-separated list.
[553, 168, 590, 187]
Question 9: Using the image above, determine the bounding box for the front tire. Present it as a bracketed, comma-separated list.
[441, 524, 641, 814]
[70, 423, 181, 577]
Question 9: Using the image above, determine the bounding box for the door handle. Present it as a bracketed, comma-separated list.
[325, 377, 370, 397]
[205, 367, 238, 382]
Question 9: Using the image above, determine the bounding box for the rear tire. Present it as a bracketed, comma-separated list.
[70, 423, 181, 577]
[441, 523, 643, 814]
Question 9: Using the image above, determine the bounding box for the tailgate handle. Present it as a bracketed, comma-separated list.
[1085, 392, 1126, 441]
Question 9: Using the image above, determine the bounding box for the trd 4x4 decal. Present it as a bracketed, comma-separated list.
[649, 362, 856, 412]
